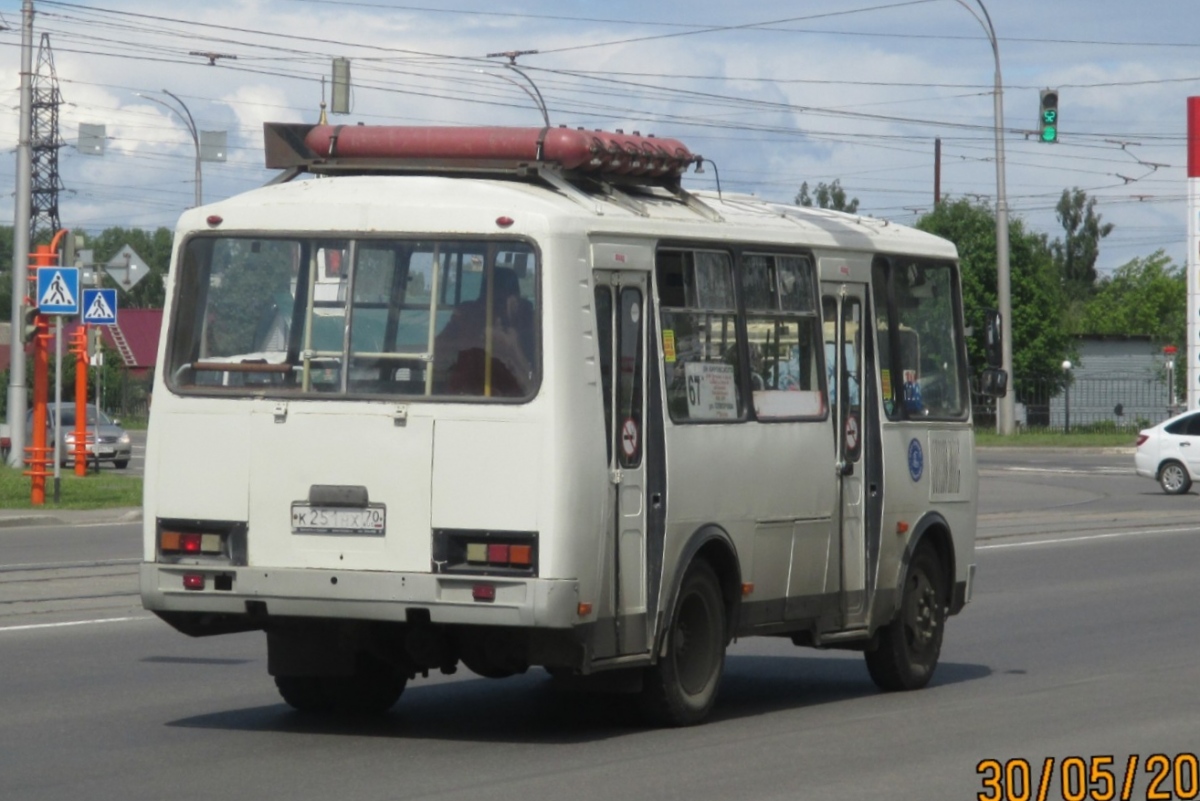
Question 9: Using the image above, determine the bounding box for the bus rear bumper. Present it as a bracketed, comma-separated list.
[139, 563, 581, 631]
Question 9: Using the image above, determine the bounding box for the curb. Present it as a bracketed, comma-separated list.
[0, 508, 142, 529]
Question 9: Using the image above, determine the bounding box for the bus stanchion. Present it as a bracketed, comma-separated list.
[71, 325, 90, 476]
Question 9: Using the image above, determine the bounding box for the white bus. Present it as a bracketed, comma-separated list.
[140, 123, 1005, 726]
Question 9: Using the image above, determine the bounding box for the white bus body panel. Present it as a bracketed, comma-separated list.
[142, 173, 974, 657]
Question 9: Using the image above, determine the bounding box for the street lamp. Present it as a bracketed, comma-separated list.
[1062, 360, 1072, 434]
[952, 0, 1014, 435]
[137, 89, 202, 208]
[1164, 345, 1178, 413]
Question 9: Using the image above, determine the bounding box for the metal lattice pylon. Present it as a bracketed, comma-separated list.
[30, 33, 65, 246]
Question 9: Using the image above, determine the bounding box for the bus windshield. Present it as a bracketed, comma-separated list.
[166, 236, 539, 400]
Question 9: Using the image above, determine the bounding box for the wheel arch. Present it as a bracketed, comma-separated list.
[901, 512, 955, 608]
[655, 524, 741, 657]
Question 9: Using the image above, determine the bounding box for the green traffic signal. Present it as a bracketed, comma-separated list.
[1039, 89, 1059, 144]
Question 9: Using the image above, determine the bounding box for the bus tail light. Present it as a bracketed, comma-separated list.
[183, 573, 205, 590]
[156, 519, 248, 565]
[433, 530, 538, 576]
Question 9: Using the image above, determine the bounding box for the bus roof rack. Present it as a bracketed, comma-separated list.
[262, 122, 721, 220]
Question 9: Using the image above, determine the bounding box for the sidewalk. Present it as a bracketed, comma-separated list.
[0, 506, 141, 529]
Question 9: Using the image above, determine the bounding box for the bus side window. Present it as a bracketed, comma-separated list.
[742, 253, 822, 420]
[657, 249, 745, 423]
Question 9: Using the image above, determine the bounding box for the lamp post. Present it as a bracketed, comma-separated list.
[1062, 360, 1072, 434]
[137, 89, 202, 207]
[1164, 345, 1177, 414]
[953, 0, 1014, 435]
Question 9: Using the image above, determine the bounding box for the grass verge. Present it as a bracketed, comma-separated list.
[975, 430, 1138, 448]
[0, 464, 142, 509]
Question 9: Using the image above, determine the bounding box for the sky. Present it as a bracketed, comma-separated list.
[0, 0, 1197, 275]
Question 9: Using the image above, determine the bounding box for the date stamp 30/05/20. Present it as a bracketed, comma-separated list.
[977, 755, 1200, 801]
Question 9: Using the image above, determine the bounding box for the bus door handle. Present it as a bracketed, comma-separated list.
[837, 460, 854, 477]
[651, 493, 662, 509]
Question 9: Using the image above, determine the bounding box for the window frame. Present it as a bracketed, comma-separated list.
[164, 231, 542, 404]
[872, 254, 970, 422]
[654, 241, 827, 426]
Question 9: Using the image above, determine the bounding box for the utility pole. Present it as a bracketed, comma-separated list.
[934, 137, 942, 206]
[7, 0, 34, 468]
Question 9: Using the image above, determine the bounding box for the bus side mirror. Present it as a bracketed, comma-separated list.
[984, 309, 1002, 369]
[980, 367, 1008, 398]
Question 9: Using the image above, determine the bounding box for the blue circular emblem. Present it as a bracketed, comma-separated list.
[907, 438, 924, 482]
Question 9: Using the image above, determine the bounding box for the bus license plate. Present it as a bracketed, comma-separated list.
[291, 503, 386, 535]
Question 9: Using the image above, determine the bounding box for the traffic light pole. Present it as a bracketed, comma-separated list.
[6, 0, 34, 468]
[955, 0, 1015, 434]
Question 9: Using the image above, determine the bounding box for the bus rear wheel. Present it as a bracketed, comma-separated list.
[275, 657, 406, 715]
[639, 560, 726, 727]
[865, 543, 946, 692]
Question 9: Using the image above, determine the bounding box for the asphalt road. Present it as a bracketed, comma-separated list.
[2, 448, 1198, 801]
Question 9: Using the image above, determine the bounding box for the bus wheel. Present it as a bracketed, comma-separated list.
[865, 544, 946, 692]
[275, 658, 406, 715]
[639, 560, 726, 726]
[274, 676, 334, 713]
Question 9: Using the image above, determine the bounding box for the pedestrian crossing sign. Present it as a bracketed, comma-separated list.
[82, 288, 118, 326]
[36, 266, 80, 315]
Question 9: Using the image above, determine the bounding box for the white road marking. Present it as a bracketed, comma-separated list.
[979, 525, 1199, 550]
[987, 466, 1132, 476]
[0, 616, 152, 633]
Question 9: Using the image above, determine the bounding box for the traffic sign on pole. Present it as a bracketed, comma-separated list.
[36, 266, 80, 315]
[81, 288, 118, 326]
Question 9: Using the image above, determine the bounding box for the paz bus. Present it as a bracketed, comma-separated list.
[139, 123, 1006, 726]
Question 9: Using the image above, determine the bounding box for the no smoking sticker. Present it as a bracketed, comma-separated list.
[845, 414, 859, 452]
[621, 418, 639, 460]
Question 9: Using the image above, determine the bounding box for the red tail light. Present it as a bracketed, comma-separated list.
[1136, 434, 1149, 448]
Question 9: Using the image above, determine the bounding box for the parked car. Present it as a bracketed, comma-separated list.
[24, 403, 132, 469]
[1135, 410, 1200, 494]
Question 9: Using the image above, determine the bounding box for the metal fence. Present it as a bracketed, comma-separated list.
[973, 373, 1177, 432]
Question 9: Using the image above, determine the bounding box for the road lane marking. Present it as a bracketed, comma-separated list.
[0, 616, 152, 633]
[979, 525, 1199, 550]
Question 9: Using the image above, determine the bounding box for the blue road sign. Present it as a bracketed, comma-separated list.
[37, 266, 80, 315]
[82, 288, 118, 326]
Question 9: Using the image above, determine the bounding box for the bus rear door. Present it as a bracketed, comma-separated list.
[594, 269, 650, 656]
[822, 282, 881, 631]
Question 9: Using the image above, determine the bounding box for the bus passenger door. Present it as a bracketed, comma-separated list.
[594, 270, 649, 656]
[822, 284, 877, 630]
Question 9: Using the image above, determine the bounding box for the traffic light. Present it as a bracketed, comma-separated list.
[1039, 89, 1059, 143]
[21, 303, 42, 343]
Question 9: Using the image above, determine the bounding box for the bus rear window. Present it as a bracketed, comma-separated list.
[167, 236, 539, 400]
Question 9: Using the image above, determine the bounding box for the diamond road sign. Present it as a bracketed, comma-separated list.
[37, 266, 80, 315]
[105, 244, 150, 292]
[82, 288, 118, 326]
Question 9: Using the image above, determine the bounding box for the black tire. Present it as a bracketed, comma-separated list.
[639, 560, 727, 727]
[1158, 461, 1191, 495]
[113, 459, 129, 469]
[274, 675, 334, 713]
[275, 658, 406, 715]
[865, 544, 946, 692]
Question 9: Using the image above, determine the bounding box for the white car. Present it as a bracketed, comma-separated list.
[1135, 410, 1200, 494]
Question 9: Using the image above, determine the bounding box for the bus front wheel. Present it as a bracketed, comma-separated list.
[865, 543, 946, 692]
[639, 559, 727, 727]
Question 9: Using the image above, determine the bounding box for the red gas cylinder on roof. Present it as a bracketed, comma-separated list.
[300, 125, 697, 177]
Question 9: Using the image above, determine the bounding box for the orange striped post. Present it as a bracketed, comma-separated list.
[70, 325, 90, 476]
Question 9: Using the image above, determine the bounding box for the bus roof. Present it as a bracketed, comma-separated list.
[179, 172, 958, 262]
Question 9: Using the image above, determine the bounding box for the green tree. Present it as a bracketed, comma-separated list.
[1052, 188, 1113, 301]
[795, 180, 859, 213]
[1077, 250, 1184, 342]
[916, 198, 1072, 389]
